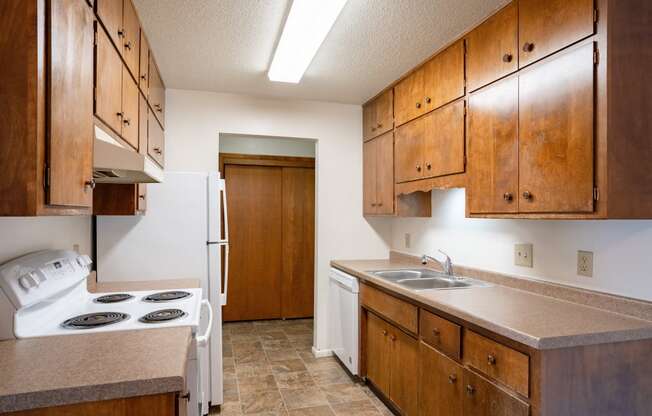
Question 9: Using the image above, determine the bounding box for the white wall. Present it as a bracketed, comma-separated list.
[220, 133, 315, 157]
[165, 89, 392, 350]
[391, 189, 652, 302]
[0, 217, 92, 264]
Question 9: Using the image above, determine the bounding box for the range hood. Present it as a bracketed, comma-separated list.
[93, 125, 164, 184]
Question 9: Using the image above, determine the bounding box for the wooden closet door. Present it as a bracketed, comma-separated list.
[281, 167, 315, 319]
[223, 165, 283, 321]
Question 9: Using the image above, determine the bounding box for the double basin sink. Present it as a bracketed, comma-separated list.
[366, 268, 491, 291]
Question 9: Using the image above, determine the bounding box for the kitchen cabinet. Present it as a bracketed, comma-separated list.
[518, 43, 594, 214]
[467, 77, 518, 214]
[422, 40, 465, 112]
[95, 25, 124, 136]
[95, 0, 123, 49]
[519, 0, 595, 67]
[395, 118, 425, 183]
[139, 30, 150, 94]
[0, 0, 94, 216]
[364, 311, 418, 415]
[363, 132, 394, 215]
[93, 183, 147, 215]
[149, 56, 166, 127]
[121, 0, 140, 77]
[463, 369, 529, 416]
[394, 67, 424, 126]
[363, 89, 393, 141]
[148, 110, 165, 167]
[466, 2, 518, 92]
[419, 342, 463, 416]
[138, 93, 149, 152]
[121, 67, 140, 149]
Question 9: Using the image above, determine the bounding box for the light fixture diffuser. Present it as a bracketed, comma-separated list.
[268, 0, 349, 83]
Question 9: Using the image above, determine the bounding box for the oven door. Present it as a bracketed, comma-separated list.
[186, 339, 201, 416]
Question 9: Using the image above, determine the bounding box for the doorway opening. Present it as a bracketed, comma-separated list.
[218, 134, 316, 322]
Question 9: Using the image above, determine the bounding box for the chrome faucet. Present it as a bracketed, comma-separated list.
[421, 250, 454, 277]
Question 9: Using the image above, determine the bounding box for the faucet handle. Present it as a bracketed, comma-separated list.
[438, 249, 451, 261]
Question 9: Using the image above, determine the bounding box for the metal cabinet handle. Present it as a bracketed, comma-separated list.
[377, 202, 382, 207]
[522, 42, 534, 52]
[448, 374, 457, 384]
[415, 102, 421, 109]
[117, 28, 125, 37]
[371, 203, 377, 207]
[522, 191, 532, 200]
[425, 97, 431, 104]
[124, 41, 132, 50]
[141, 74, 147, 81]
[382, 330, 387, 336]
[153, 147, 162, 154]
[154, 104, 162, 112]
[116, 111, 124, 118]
[503, 192, 513, 202]
[466, 385, 475, 396]
[84, 179, 96, 190]
[416, 164, 422, 172]
[123, 118, 131, 126]
[432, 328, 440, 337]
[139, 194, 145, 199]
[487, 354, 497, 365]
[502, 53, 513, 63]
[426, 162, 432, 170]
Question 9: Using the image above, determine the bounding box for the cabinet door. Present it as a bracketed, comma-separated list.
[395, 118, 424, 183]
[519, 44, 594, 213]
[121, 0, 140, 77]
[138, 93, 148, 154]
[394, 68, 424, 126]
[96, 0, 123, 48]
[519, 0, 594, 67]
[366, 312, 391, 396]
[148, 112, 165, 167]
[363, 139, 377, 214]
[139, 31, 150, 95]
[389, 327, 418, 416]
[95, 26, 123, 134]
[419, 342, 463, 416]
[48, 0, 94, 207]
[149, 56, 165, 127]
[468, 77, 518, 214]
[121, 67, 139, 149]
[466, 2, 518, 92]
[374, 89, 393, 138]
[423, 100, 465, 179]
[463, 369, 529, 416]
[375, 132, 394, 215]
[422, 40, 465, 112]
[137, 184, 147, 213]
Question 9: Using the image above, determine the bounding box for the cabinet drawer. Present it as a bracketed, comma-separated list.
[420, 309, 461, 359]
[463, 330, 529, 397]
[360, 283, 418, 334]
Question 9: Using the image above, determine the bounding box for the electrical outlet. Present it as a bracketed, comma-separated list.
[514, 243, 533, 268]
[73, 244, 80, 253]
[577, 250, 593, 277]
[404, 233, 411, 249]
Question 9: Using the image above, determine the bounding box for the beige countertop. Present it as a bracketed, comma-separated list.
[332, 259, 652, 350]
[0, 279, 199, 413]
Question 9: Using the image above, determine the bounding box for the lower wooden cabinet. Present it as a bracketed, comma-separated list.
[463, 368, 529, 416]
[419, 342, 463, 416]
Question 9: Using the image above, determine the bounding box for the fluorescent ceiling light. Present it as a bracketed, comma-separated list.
[268, 0, 348, 83]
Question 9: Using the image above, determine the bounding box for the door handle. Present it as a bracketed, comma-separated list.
[196, 299, 213, 347]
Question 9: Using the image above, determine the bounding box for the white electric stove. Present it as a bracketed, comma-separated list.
[0, 250, 213, 416]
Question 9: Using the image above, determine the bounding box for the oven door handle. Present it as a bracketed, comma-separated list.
[196, 299, 213, 347]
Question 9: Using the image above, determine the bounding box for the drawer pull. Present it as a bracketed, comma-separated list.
[415, 102, 421, 109]
[390, 334, 396, 341]
[466, 385, 475, 396]
[425, 97, 431, 104]
[382, 330, 387, 336]
[432, 328, 440, 337]
[502, 53, 513, 63]
[522, 191, 533, 200]
[503, 192, 513, 201]
[448, 374, 457, 384]
[153, 147, 162, 155]
[416, 164, 422, 172]
[141, 74, 147, 81]
[523, 42, 535, 52]
[124, 41, 133, 50]
[123, 118, 131, 126]
[487, 354, 497, 365]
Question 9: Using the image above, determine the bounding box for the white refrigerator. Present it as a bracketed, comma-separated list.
[96, 171, 229, 413]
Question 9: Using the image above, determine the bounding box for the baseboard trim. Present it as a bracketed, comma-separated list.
[311, 346, 333, 358]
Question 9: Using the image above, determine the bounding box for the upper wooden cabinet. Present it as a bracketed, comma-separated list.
[139, 31, 150, 94]
[519, 0, 595, 67]
[0, 0, 94, 216]
[148, 110, 165, 167]
[95, 0, 122, 48]
[121, 0, 140, 77]
[422, 40, 465, 112]
[466, 2, 518, 92]
[363, 89, 393, 141]
[149, 56, 166, 127]
[95, 26, 124, 136]
[363, 132, 394, 215]
[121, 67, 140, 149]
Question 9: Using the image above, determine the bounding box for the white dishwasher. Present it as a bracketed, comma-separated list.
[328, 267, 360, 375]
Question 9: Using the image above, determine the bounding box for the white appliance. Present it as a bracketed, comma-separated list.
[95, 171, 229, 413]
[328, 267, 359, 375]
[0, 250, 213, 416]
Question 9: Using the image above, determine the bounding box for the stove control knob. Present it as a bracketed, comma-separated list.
[18, 273, 39, 290]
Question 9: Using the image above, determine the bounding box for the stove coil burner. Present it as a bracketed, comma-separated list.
[139, 309, 187, 323]
[143, 291, 192, 303]
[94, 293, 134, 303]
[62, 312, 130, 329]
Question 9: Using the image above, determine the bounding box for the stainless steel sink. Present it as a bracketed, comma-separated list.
[367, 269, 491, 291]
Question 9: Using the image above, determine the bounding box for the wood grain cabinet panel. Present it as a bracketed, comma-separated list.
[138, 30, 150, 95]
[48, 0, 94, 208]
[93, 183, 143, 215]
[419, 309, 461, 359]
[138, 93, 148, 153]
[363, 139, 377, 214]
[394, 68, 425, 126]
[466, 1, 518, 91]
[518, 43, 594, 213]
[463, 369, 529, 416]
[149, 56, 165, 127]
[422, 40, 465, 112]
[419, 342, 463, 416]
[147, 111, 165, 167]
[389, 328, 418, 416]
[373, 89, 393, 138]
[95, 26, 123, 135]
[366, 312, 391, 396]
[360, 283, 418, 334]
[363, 132, 395, 215]
[95, 0, 123, 48]
[467, 77, 518, 214]
[363, 104, 375, 142]
[121, 67, 140, 150]
[423, 100, 465, 179]
[121, 0, 140, 77]
[519, 0, 595, 67]
[395, 118, 425, 183]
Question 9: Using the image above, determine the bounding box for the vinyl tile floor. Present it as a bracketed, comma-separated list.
[211, 319, 393, 415]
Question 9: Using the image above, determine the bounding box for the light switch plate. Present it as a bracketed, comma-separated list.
[514, 243, 533, 268]
[577, 250, 594, 277]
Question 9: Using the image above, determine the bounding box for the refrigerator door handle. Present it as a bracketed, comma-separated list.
[220, 179, 229, 243]
[220, 243, 229, 306]
[219, 179, 229, 306]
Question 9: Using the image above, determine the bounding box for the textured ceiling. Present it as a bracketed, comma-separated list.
[133, 0, 509, 104]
